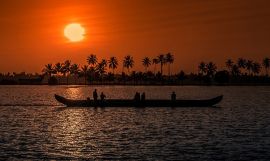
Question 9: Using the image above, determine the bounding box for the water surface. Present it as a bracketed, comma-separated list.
[0, 85, 269, 160]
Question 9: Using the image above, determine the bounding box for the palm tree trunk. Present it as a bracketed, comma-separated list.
[160, 63, 163, 76]
[74, 75, 77, 84]
[168, 64, 171, 76]
[66, 74, 69, 85]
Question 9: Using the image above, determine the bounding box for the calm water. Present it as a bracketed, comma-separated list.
[0, 85, 270, 160]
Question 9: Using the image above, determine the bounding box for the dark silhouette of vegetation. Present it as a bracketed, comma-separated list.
[142, 57, 151, 72]
[123, 55, 134, 73]
[108, 57, 118, 74]
[1, 53, 270, 85]
[166, 53, 174, 76]
[81, 65, 88, 85]
[263, 57, 270, 76]
[152, 58, 159, 74]
[157, 54, 166, 76]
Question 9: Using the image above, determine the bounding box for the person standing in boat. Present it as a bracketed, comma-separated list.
[134, 92, 140, 102]
[93, 89, 98, 102]
[171, 91, 176, 101]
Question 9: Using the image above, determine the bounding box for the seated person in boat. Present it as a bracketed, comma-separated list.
[171, 91, 176, 101]
[100, 92, 106, 101]
[141, 92, 145, 102]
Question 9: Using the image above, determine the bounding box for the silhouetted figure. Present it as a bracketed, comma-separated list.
[93, 89, 98, 102]
[100, 92, 106, 101]
[134, 92, 140, 102]
[141, 92, 145, 102]
[171, 91, 176, 101]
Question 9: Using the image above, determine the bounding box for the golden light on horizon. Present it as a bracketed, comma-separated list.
[64, 23, 85, 42]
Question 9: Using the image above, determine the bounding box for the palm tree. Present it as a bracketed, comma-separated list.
[231, 64, 240, 76]
[70, 64, 80, 84]
[166, 53, 174, 76]
[54, 62, 62, 84]
[262, 57, 270, 76]
[206, 62, 217, 77]
[237, 58, 247, 74]
[87, 54, 98, 67]
[81, 65, 88, 85]
[246, 60, 253, 76]
[237, 58, 247, 68]
[100, 59, 107, 67]
[152, 58, 159, 74]
[54, 62, 62, 75]
[123, 55, 134, 73]
[142, 57, 151, 72]
[42, 64, 55, 78]
[198, 62, 207, 75]
[251, 62, 261, 76]
[225, 59, 234, 73]
[61, 60, 71, 84]
[108, 57, 118, 74]
[96, 60, 107, 80]
[157, 54, 166, 76]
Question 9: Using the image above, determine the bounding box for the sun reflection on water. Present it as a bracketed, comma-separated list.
[51, 109, 94, 158]
[66, 87, 84, 99]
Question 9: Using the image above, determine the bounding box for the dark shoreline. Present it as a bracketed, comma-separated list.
[1, 83, 270, 86]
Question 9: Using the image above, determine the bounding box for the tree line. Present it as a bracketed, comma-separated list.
[42, 53, 175, 84]
[41, 53, 270, 85]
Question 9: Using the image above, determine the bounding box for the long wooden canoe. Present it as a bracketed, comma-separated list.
[55, 94, 223, 107]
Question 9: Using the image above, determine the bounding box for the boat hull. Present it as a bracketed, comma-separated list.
[54, 94, 223, 107]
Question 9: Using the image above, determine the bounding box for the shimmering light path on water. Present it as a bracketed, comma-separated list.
[0, 86, 270, 160]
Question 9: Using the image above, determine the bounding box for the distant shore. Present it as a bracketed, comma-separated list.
[0, 79, 270, 86]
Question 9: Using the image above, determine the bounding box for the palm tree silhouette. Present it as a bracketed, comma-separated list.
[81, 65, 88, 85]
[123, 55, 134, 74]
[61, 60, 71, 85]
[101, 59, 107, 67]
[70, 63, 80, 84]
[246, 60, 253, 76]
[42, 64, 55, 78]
[54, 62, 62, 84]
[231, 64, 240, 76]
[158, 54, 166, 76]
[206, 62, 217, 77]
[142, 57, 151, 72]
[166, 53, 174, 76]
[251, 62, 261, 76]
[237, 58, 247, 74]
[87, 54, 98, 67]
[108, 57, 118, 74]
[262, 57, 270, 76]
[198, 62, 207, 75]
[54, 63, 62, 75]
[225, 59, 234, 73]
[96, 60, 107, 81]
[152, 58, 159, 74]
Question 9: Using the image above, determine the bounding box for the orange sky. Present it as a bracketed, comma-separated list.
[0, 0, 270, 73]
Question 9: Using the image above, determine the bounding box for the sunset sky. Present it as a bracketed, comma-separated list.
[0, 0, 270, 73]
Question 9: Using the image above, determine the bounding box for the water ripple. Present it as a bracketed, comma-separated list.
[0, 86, 270, 160]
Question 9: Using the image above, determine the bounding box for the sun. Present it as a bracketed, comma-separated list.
[64, 23, 85, 42]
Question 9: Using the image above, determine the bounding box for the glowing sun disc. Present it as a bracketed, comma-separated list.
[64, 23, 85, 42]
